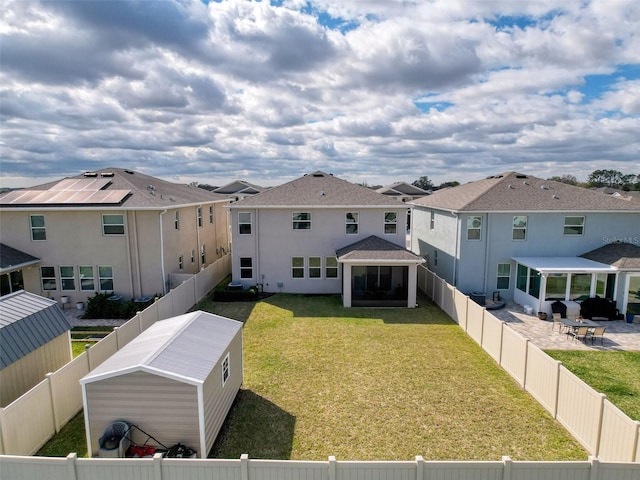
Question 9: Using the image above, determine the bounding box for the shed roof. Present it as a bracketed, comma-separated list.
[580, 242, 640, 270]
[228, 171, 401, 208]
[413, 172, 640, 212]
[337, 235, 425, 263]
[0, 243, 40, 274]
[0, 291, 71, 369]
[81, 311, 242, 386]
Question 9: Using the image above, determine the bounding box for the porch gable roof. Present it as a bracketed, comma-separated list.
[336, 235, 425, 264]
[511, 256, 617, 274]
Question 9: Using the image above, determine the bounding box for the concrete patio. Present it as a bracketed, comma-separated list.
[490, 302, 640, 351]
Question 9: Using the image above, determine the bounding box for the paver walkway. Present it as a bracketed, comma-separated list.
[490, 302, 640, 351]
[62, 306, 127, 327]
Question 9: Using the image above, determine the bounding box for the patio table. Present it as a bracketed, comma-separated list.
[560, 318, 600, 329]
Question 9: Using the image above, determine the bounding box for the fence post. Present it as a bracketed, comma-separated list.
[241, 453, 249, 480]
[0, 407, 6, 454]
[415, 455, 424, 480]
[552, 360, 562, 418]
[46, 372, 59, 433]
[634, 422, 640, 462]
[588, 455, 599, 480]
[594, 393, 607, 457]
[328, 456, 336, 480]
[85, 343, 93, 371]
[114, 326, 120, 350]
[521, 339, 529, 389]
[153, 452, 163, 480]
[502, 455, 512, 480]
[66, 453, 78, 480]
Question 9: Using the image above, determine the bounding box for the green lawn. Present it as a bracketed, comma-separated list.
[198, 294, 585, 461]
[546, 350, 640, 420]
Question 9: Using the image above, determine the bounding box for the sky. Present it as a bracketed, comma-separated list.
[1, 0, 639, 189]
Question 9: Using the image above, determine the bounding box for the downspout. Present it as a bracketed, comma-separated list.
[255, 209, 260, 286]
[483, 213, 490, 294]
[453, 212, 460, 286]
[131, 210, 143, 297]
[124, 211, 135, 299]
[196, 205, 202, 270]
[159, 209, 167, 295]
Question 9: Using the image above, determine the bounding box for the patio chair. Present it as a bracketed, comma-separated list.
[568, 326, 589, 343]
[586, 326, 606, 346]
[551, 313, 564, 332]
[98, 420, 131, 458]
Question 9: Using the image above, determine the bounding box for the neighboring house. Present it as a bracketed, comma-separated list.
[81, 310, 243, 458]
[592, 187, 640, 204]
[0, 243, 40, 296]
[376, 182, 431, 203]
[227, 171, 424, 308]
[213, 180, 265, 202]
[411, 172, 640, 315]
[0, 291, 72, 406]
[0, 168, 231, 304]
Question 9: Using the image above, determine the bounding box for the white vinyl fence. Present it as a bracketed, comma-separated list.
[0, 255, 231, 457]
[416, 265, 640, 464]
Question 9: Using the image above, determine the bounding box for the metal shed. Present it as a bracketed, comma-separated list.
[80, 310, 243, 458]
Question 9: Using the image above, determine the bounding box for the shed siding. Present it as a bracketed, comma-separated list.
[202, 330, 243, 455]
[85, 371, 199, 456]
[0, 332, 70, 407]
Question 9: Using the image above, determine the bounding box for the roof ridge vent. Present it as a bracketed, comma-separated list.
[312, 172, 325, 177]
[515, 174, 528, 179]
[100, 172, 114, 177]
[83, 172, 98, 177]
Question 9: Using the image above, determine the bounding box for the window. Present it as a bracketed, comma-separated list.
[467, 216, 482, 240]
[222, 353, 230, 386]
[528, 269, 540, 298]
[98, 265, 114, 291]
[325, 256, 338, 278]
[209, 206, 214, 224]
[197, 207, 202, 227]
[59, 266, 76, 290]
[238, 212, 252, 235]
[174, 211, 180, 230]
[384, 212, 397, 234]
[516, 264, 528, 292]
[201, 245, 206, 265]
[178, 255, 184, 270]
[433, 250, 438, 266]
[569, 273, 591, 300]
[430, 211, 435, 230]
[30, 215, 46, 241]
[240, 257, 253, 278]
[191, 250, 195, 263]
[309, 257, 321, 278]
[41, 266, 57, 291]
[545, 273, 568, 300]
[79, 266, 95, 291]
[346, 212, 359, 234]
[292, 212, 311, 230]
[496, 263, 511, 290]
[102, 214, 124, 235]
[292, 257, 304, 278]
[564, 216, 585, 236]
[512, 216, 527, 240]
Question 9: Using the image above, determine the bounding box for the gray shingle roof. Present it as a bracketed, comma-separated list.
[412, 172, 640, 212]
[0, 244, 40, 274]
[81, 311, 242, 386]
[336, 235, 425, 263]
[0, 168, 228, 209]
[0, 291, 71, 369]
[580, 242, 640, 270]
[228, 171, 401, 208]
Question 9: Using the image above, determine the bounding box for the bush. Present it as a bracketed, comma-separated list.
[211, 279, 259, 302]
[84, 293, 154, 319]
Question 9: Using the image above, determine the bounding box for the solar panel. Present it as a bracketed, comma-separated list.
[50, 178, 112, 191]
[0, 189, 130, 205]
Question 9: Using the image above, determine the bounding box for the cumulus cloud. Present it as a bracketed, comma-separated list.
[0, 0, 639, 188]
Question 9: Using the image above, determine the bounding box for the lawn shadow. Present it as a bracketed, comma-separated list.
[208, 389, 296, 459]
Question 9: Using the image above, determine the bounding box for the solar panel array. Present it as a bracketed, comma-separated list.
[0, 178, 131, 206]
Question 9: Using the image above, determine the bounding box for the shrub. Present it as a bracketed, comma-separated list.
[84, 293, 155, 319]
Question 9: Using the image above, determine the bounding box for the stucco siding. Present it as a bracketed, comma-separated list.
[85, 371, 199, 456]
[0, 332, 71, 407]
[411, 207, 458, 285]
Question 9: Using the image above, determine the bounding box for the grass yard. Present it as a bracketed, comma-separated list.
[197, 293, 585, 461]
[546, 350, 640, 420]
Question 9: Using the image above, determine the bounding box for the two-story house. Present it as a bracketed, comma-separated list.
[0, 168, 231, 304]
[228, 171, 424, 308]
[411, 172, 640, 316]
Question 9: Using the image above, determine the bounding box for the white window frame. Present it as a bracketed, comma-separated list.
[222, 352, 230, 386]
[191, 250, 196, 263]
[59, 266, 76, 291]
[178, 255, 184, 270]
[292, 212, 312, 230]
[496, 263, 511, 290]
[197, 206, 203, 228]
[512, 215, 527, 241]
[30, 214, 46, 241]
[238, 212, 252, 235]
[98, 265, 114, 292]
[384, 211, 397, 235]
[102, 214, 125, 236]
[563, 216, 585, 236]
[346, 212, 359, 235]
[174, 211, 180, 230]
[240, 257, 253, 279]
[201, 244, 206, 265]
[79, 265, 95, 291]
[325, 256, 339, 278]
[209, 206, 214, 224]
[430, 211, 435, 230]
[309, 256, 322, 278]
[467, 216, 482, 241]
[292, 257, 305, 278]
[40, 266, 57, 291]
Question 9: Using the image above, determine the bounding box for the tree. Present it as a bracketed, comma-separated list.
[412, 176, 434, 191]
[437, 181, 460, 190]
[587, 169, 625, 188]
[548, 175, 578, 186]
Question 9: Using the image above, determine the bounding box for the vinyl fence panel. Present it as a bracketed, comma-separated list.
[49, 356, 89, 429]
[465, 301, 484, 345]
[499, 327, 528, 387]
[249, 459, 328, 480]
[523, 344, 560, 416]
[433, 277, 443, 308]
[0, 455, 70, 480]
[138, 303, 159, 331]
[75, 457, 156, 480]
[453, 291, 468, 329]
[508, 460, 591, 480]
[421, 461, 504, 480]
[114, 318, 141, 349]
[597, 400, 640, 462]
[481, 313, 503, 363]
[441, 284, 455, 319]
[162, 458, 242, 480]
[170, 277, 196, 315]
[85, 332, 118, 371]
[156, 294, 174, 320]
